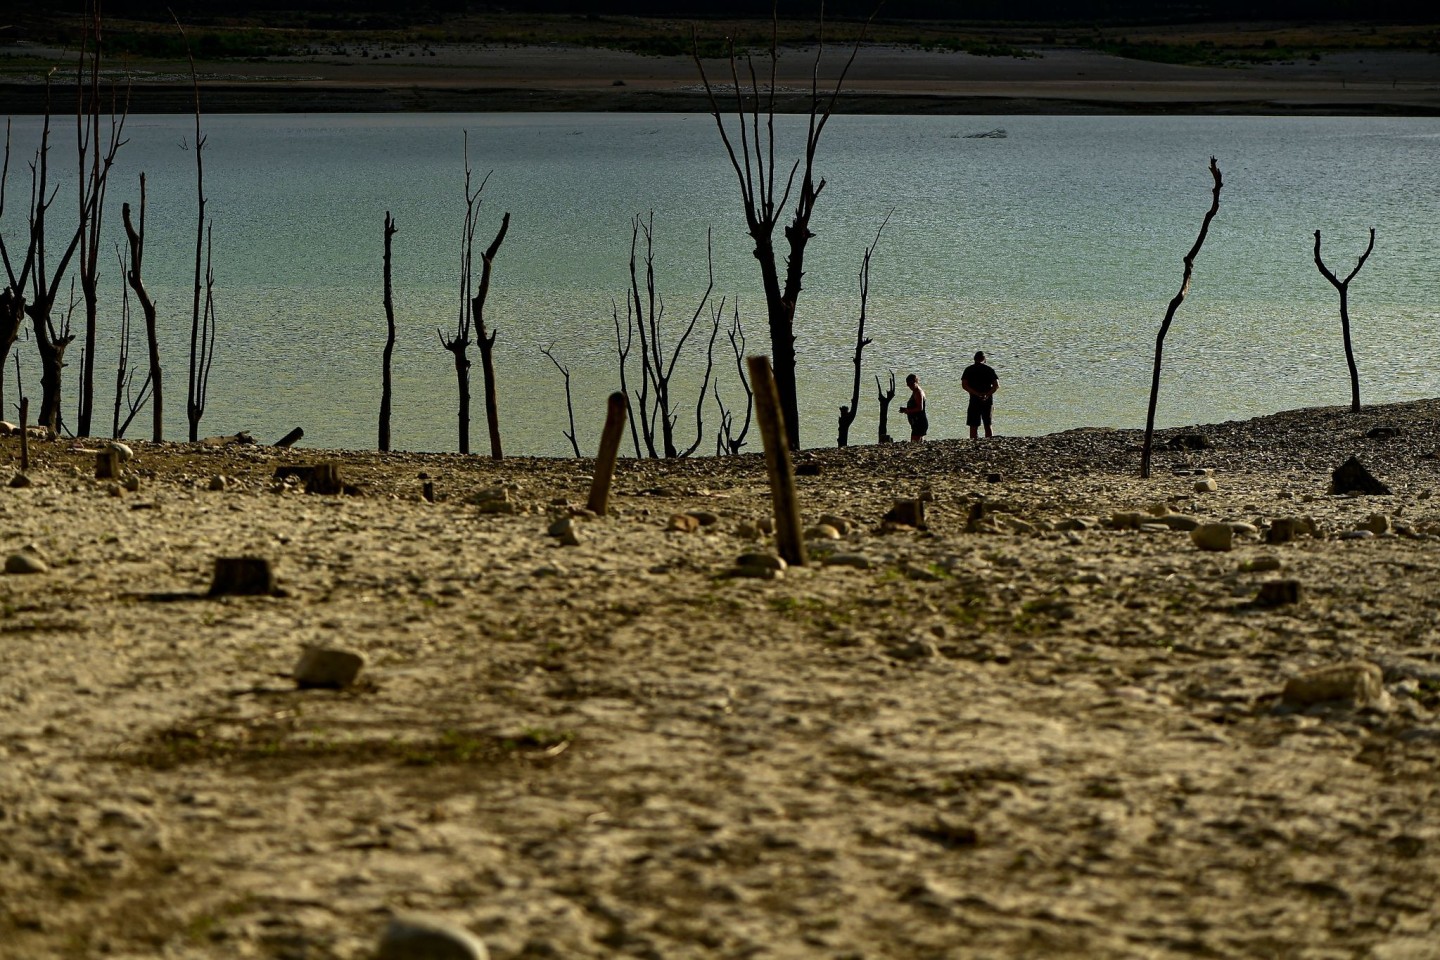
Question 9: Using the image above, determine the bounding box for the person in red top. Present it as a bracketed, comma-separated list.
[900, 373, 928, 443]
[961, 351, 999, 439]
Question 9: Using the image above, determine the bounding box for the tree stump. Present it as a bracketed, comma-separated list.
[209, 557, 276, 597]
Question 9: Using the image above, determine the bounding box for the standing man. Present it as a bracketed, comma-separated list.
[900, 373, 928, 443]
[961, 351, 999, 439]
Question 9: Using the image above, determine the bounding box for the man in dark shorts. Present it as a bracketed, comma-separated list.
[961, 351, 998, 439]
[900, 373, 928, 442]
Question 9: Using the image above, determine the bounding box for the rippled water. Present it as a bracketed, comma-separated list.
[4, 112, 1436, 455]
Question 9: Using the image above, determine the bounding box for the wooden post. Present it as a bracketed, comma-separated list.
[747, 356, 806, 566]
[209, 556, 276, 596]
[19, 397, 29, 474]
[587, 391, 628, 516]
[95, 448, 120, 480]
[274, 427, 304, 448]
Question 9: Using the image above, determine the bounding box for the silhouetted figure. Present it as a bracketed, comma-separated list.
[962, 351, 999, 439]
[900, 373, 928, 443]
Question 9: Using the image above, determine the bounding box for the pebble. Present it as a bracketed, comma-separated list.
[1194, 477, 1218, 493]
[209, 475, 228, 491]
[805, 523, 841, 541]
[1157, 514, 1200, 531]
[377, 915, 488, 960]
[685, 510, 720, 527]
[4, 552, 48, 575]
[1338, 530, 1375, 541]
[8, 472, 32, 488]
[666, 513, 700, 533]
[736, 552, 786, 573]
[1190, 523, 1234, 552]
[294, 647, 366, 690]
[1360, 514, 1392, 535]
[1227, 522, 1259, 536]
[822, 552, 873, 570]
[818, 513, 854, 536]
[1239, 555, 1282, 573]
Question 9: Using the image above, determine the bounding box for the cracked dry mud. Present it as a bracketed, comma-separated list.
[2, 399, 1439, 960]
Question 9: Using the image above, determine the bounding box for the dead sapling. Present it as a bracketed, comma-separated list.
[713, 304, 753, 456]
[121, 173, 162, 442]
[539, 342, 581, 457]
[875, 371, 896, 444]
[111, 245, 153, 439]
[1314, 227, 1375, 413]
[1141, 157, 1223, 480]
[617, 213, 720, 458]
[839, 214, 889, 448]
[175, 14, 216, 442]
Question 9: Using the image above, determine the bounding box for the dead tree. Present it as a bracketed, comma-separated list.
[539, 342, 581, 457]
[0, 286, 22, 412]
[440, 138, 508, 457]
[694, 9, 871, 451]
[379, 211, 397, 451]
[472, 209, 510, 461]
[619, 214, 719, 458]
[111, 245, 152, 439]
[875, 371, 895, 444]
[1141, 157, 1223, 480]
[611, 299, 643, 457]
[838, 215, 888, 448]
[74, 0, 130, 437]
[714, 305, 753, 456]
[121, 174, 162, 442]
[1, 82, 85, 435]
[176, 15, 215, 442]
[1314, 227, 1375, 414]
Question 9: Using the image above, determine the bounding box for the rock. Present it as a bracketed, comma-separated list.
[0, 420, 15, 435]
[1365, 426, 1401, 440]
[377, 914, 488, 960]
[1239, 555, 1282, 573]
[1227, 522, 1259, 537]
[294, 647, 366, 690]
[756, 517, 775, 535]
[5, 553, 47, 575]
[1255, 580, 1302, 606]
[985, 472, 1003, 483]
[8, 472, 32, 488]
[1338, 530, 1375, 541]
[884, 499, 926, 529]
[736, 552, 786, 573]
[1157, 514, 1200, 531]
[108, 441, 135, 461]
[1194, 477, 1217, 493]
[666, 513, 700, 533]
[1105, 511, 1149, 530]
[817, 514, 854, 536]
[122, 474, 141, 492]
[1266, 517, 1307, 544]
[1360, 514, 1392, 535]
[1056, 516, 1098, 532]
[685, 510, 720, 527]
[822, 552, 873, 570]
[805, 523, 841, 541]
[734, 521, 764, 540]
[901, 563, 943, 582]
[1331, 456, 1390, 495]
[209, 556, 276, 596]
[548, 516, 582, 546]
[1282, 661, 1384, 708]
[1190, 523, 1233, 552]
[208, 474, 228, 491]
[1166, 433, 1211, 450]
[795, 462, 822, 477]
[887, 638, 936, 661]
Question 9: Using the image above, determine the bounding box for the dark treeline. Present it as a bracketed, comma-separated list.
[28, 0, 1437, 25]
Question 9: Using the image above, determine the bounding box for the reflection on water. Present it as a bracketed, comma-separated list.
[3, 113, 1436, 455]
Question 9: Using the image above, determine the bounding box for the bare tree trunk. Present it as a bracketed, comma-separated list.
[473, 211, 510, 462]
[176, 14, 212, 443]
[694, 9, 871, 451]
[1141, 157, 1223, 480]
[379, 211, 397, 451]
[1314, 227, 1375, 414]
[122, 175, 162, 442]
[875, 371, 895, 444]
[0, 288, 22, 413]
[714, 305, 754, 456]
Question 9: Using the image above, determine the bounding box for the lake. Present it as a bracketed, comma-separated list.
[3, 112, 1436, 456]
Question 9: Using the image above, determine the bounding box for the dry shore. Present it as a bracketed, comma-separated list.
[2, 398, 1439, 958]
[2, 42, 1438, 114]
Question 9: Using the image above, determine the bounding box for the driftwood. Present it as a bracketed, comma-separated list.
[379, 211, 397, 451]
[875, 371, 896, 444]
[274, 427, 303, 448]
[1141, 157, 1223, 480]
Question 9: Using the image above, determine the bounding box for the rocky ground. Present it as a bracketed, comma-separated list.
[2, 399, 1439, 960]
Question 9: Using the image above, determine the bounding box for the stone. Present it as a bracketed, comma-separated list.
[666, 513, 700, 533]
[1190, 523, 1233, 552]
[1360, 514, 1392, 535]
[5, 552, 47, 575]
[884, 499, 926, 529]
[1282, 661, 1384, 708]
[1194, 477, 1218, 493]
[735, 521, 764, 540]
[1055, 516, 1097, 532]
[1266, 517, 1306, 544]
[1105, 511, 1149, 530]
[209, 556, 276, 596]
[822, 552, 873, 570]
[1255, 579, 1302, 606]
[1166, 433, 1211, 450]
[985, 472, 1003, 483]
[1338, 530, 1375, 541]
[1239, 555, 1283, 573]
[208, 474, 228, 491]
[685, 510, 720, 527]
[122, 474, 141, 492]
[736, 552, 786, 573]
[8, 472, 31, 488]
[294, 647, 366, 690]
[1227, 522, 1259, 537]
[817, 514, 854, 536]
[108, 441, 135, 461]
[1157, 514, 1200, 531]
[805, 524, 841, 541]
[377, 914, 488, 960]
[1365, 426, 1400, 440]
[1331, 456, 1390, 495]
[548, 517, 582, 547]
[95, 448, 121, 480]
